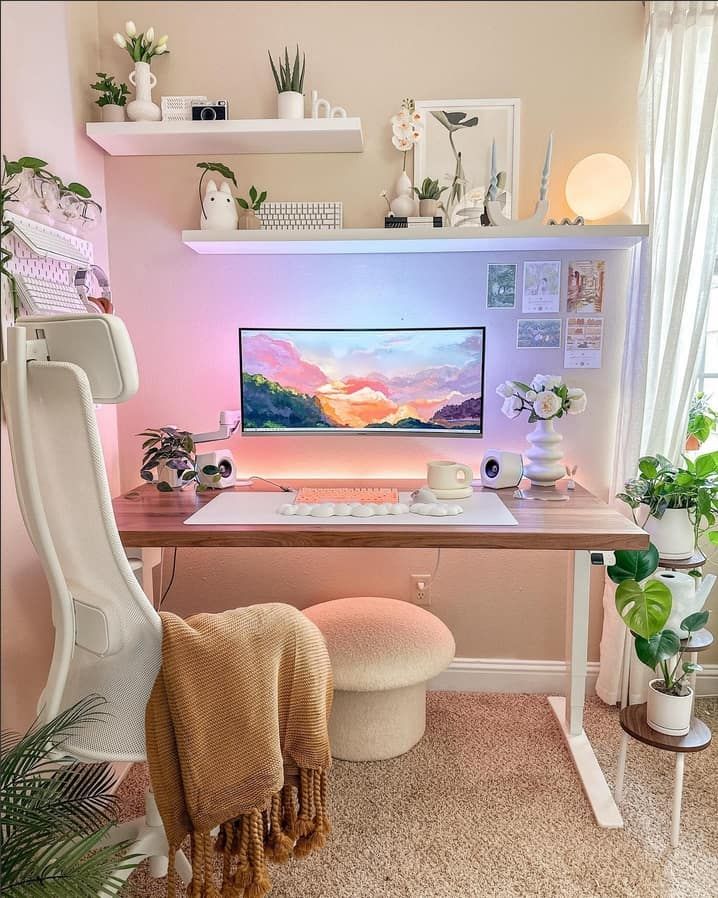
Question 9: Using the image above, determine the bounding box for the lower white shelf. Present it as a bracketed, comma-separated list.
[181, 224, 648, 255]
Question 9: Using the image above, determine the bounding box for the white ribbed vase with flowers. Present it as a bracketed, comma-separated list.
[112, 20, 168, 122]
[497, 375, 587, 487]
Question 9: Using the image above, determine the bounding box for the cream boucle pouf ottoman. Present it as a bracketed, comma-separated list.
[304, 596, 455, 761]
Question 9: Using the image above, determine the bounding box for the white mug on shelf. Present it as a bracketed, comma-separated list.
[427, 460, 473, 492]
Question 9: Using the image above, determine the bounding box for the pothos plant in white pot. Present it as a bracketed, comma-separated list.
[617, 451, 718, 560]
[608, 543, 711, 736]
[496, 375, 587, 487]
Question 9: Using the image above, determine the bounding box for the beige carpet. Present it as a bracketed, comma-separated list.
[117, 694, 718, 898]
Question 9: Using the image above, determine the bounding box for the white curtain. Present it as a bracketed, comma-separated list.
[596, 0, 718, 704]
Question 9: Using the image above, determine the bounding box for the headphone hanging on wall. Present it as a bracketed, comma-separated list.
[75, 265, 113, 313]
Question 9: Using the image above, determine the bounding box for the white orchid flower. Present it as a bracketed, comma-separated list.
[501, 396, 523, 419]
[391, 110, 410, 127]
[530, 374, 562, 392]
[410, 128, 422, 143]
[154, 43, 167, 54]
[125, 21, 136, 37]
[392, 135, 413, 152]
[113, 32, 127, 48]
[392, 121, 412, 139]
[533, 391, 562, 419]
[410, 110, 424, 125]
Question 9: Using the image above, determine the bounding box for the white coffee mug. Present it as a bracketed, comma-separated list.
[427, 460, 474, 491]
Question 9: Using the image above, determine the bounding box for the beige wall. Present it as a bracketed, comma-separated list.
[0, 0, 119, 731]
[92, 0, 671, 665]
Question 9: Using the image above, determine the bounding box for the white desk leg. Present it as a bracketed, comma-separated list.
[548, 549, 624, 829]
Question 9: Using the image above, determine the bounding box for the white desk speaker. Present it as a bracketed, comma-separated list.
[197, 450, 236, 489]
[480, 450, 523, 489]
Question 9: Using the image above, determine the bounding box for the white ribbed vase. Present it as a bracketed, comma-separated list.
[524, 418, 564, 487]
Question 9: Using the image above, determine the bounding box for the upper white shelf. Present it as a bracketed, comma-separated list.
[181, 224, 649, 255]
[85, 118, 365, 156]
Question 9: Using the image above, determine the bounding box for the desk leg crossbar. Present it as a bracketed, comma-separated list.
[548, 550, 623, 829]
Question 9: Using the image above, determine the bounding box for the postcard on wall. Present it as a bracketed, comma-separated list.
[564, 317, 604, 368]
[516, 318, 562, 350]
[486, 263, 517, 309]
[567, 260, 605, 313]
[522, 261, 561, 313]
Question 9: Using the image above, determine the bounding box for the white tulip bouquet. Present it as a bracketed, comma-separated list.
[496, 374, 587, 422]
[391, 98, 424, 172]
[112, 21, 169, 62]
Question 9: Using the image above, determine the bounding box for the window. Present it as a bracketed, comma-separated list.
[696, 258, 718, 451]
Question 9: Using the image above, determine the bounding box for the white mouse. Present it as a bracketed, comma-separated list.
[412, 487, 438, 504]
[200, 178, 238, 230]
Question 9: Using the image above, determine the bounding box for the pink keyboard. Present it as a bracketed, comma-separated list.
[294, 487, 400, 505]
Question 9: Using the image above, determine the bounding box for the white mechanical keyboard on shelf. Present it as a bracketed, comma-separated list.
[16, 274, 90, 315]
[256, 201, 342, 230]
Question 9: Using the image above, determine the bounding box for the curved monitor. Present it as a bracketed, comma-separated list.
[239, 327, 484, 436]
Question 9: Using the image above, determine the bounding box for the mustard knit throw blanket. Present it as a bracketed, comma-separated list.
[145, 604, 333, 898]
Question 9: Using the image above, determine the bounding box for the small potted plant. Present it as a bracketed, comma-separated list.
[90, 72, 129, 122]
[617, 451, 718, 559]
[685, 392, 717, 451]
[139, 426, 220, 491]
[413, 177, 447, 217]
[236, 185, 267, 230]
[268, 46, 305, 119]
[608, 543, 710, 736]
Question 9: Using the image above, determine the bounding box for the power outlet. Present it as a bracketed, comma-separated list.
[411, 573, 432, 606]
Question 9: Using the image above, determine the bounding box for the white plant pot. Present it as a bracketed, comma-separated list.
[102, 104, 125, 122]
[419, 198, 438, 217]
[524, 418, 564, 487]
[277, 91, 304, 119]
[642, 507, 695, 560]
[646, 679, 693, 736]
[126, 61, 161, 122]
[157, 461, 183, 490]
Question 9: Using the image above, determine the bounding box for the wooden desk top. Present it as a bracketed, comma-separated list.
[112, 479, 648, 551]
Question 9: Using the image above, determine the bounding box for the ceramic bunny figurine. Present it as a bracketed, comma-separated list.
[200, 179, 238, 230]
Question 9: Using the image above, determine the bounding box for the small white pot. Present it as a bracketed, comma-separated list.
[102, 104, 125, 122]
[157, 461, 183, 490]
[646, 679, 693, 736]
[419, 198, 438, 217]
[642, 507, 695, 560]
[277, 91, 304, 119]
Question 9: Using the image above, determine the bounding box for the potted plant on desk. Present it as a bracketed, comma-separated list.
[139, 426, 220, 491]
[608, 543, 711, 736]
[90, 72, 129, 122]
[617, 451, 718, 560]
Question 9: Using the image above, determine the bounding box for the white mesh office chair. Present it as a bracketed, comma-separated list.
[2, 315, 192, 888]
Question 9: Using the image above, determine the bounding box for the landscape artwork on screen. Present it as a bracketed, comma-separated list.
[240, 328, 485, 434]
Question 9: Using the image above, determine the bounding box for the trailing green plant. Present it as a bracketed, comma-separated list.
[90, 73, 129, 108]
[686, 392, 717, 450]
[139, 426, 220, 492]
[607, 544, 711, 697]
[0, 695, 137, 896]
[236, 185, 267, 212]
[617, 451, 718, 547]
[413, 177, 447, 201]
[268, 45, 306, 94]
[196, 161, 237, 220]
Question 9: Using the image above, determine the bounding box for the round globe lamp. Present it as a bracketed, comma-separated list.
[565, 154, 632, 222]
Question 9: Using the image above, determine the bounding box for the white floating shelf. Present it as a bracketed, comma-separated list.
[182, 225, 648, 255]
[86, 118, 364, 156]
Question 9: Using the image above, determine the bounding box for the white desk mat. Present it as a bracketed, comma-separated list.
[184, 490, 518, 527]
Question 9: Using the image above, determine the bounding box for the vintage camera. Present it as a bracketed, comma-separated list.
[191, 99, 229, 121]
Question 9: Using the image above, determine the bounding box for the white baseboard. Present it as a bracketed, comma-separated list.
[429, 657, 718, 698]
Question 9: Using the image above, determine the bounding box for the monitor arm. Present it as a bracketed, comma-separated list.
[192, 409, 241, 444]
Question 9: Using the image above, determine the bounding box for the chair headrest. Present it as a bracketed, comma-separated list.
[17, 314, 139, 403]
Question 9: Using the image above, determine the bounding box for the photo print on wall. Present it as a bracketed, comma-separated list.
[522, 261, 561, 313]
[486, 263, 517, 308]
[564, 316, 604, 368]
[516, 318, 562, 349]
[567, 260, 605, 313]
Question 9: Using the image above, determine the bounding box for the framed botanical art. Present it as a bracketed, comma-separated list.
[413, 98, 520, 224]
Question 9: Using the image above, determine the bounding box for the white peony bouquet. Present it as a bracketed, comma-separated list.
[496, 374, 587, 422]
